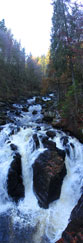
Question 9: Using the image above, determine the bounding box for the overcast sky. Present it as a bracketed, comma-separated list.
[0, 0, 53, 57]
[0, 0, 82, 57]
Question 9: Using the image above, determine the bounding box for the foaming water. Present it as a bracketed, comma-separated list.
[0, 99, 83, 243]
[11, 127, 45, 212]
[0, 125, 14, 213]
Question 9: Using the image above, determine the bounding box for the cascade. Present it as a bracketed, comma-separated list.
[0, 95, 83, 243]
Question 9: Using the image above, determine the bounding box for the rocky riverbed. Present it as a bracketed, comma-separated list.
[0, 94, 83, 242]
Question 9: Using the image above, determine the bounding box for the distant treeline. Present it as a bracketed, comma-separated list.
[0, 19, 45, 100]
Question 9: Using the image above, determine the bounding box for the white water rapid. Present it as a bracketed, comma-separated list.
[0, 96, 83, 243]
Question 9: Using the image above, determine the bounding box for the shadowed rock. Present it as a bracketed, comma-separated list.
[7, 153, 24, 202]
[10, 144, 17, 151]
[56, 194, 83, 243]
[33, 140, 66, 208]
[33, 134, 39, 149]
[32, 110, 37, 115]
[60, 136, 68, 146]
[46, 130, 56, 139]
[22, 107, 28, 112]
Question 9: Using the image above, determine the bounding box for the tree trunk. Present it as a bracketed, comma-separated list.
[70, 58, 78, 114]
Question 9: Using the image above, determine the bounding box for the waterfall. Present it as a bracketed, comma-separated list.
[0, 97, 83, 243]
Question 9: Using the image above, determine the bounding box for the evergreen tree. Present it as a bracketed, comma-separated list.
[49, 0, 83, 131]
[0, 19, 42, 99]
[51, 1, 74, 75]
[0, 19, 7, 32]
[50, 0, 83, 105]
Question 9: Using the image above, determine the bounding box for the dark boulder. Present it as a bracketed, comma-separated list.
[33, 150, 50, 208]
[22, 107, 28, 112]
[33, 134, 39, 149]
[33, 141, 66, 208]
[10, 144, 17, 151]
[57, 194, 83, 243]
[7, 153, 24, 202]
[46, 130, 56, 139]
[55, 147, 65, 160]
[43, 116, 53, 123]
[42, 136, 56, 150]
[15, 110, 21, 116]
[42, 136, 65, 160]
[48, 164, 66, 203]
[32, 110, 37, 115]
[36, 126, 41, 131]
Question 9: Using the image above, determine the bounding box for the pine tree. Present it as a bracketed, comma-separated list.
[50, 0, 83, 109]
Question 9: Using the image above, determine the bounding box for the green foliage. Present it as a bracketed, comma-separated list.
[0, 19, 42, 100]
[62, 87, 75, 117]
[48, 0, 83, 128]
[61, 80, 82, 119]
[49, 0, 83, 83]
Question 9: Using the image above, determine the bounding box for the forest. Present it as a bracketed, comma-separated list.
[0, 0, 83, 138]
[0, 1, 83, 242]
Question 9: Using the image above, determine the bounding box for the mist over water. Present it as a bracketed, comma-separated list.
[0, 96, 83, 243]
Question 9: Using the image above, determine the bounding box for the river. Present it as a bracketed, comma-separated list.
[0, 95, 83, 243]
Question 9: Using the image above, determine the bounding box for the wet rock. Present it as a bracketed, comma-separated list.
[33, 150, 51, 208]
[33, 141, 66, 208]
[70, 143, 74, 149]
[32, 110, 37, 115]
[46, 130, 56, 139]
[52, 118, 66, 129]
[43, 111, 54, 123]
[57, 194, 83, 243]
[0, 111, 7, 125]
[33, 134, 39, 149]
[0, 118, 6, 126]
[36, 126, 41, 131]
[60, 137, 75, 157]
[42, 136, 56, 150]
[60, 136, 68, 146]
[7, 153, 24, 202]
[22, 107, 28, 112]
[52, 119, 83, 143]
[41, 134, 65, 159]
[69, 194, 83, 229]
[15, 110, 21, 116]
[55, 147, 65, 160]
[43, 116, 53, 123]
[48, 163, 66, 203]
[9, 129, 15, 135]
[10, 144, 18, 151]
